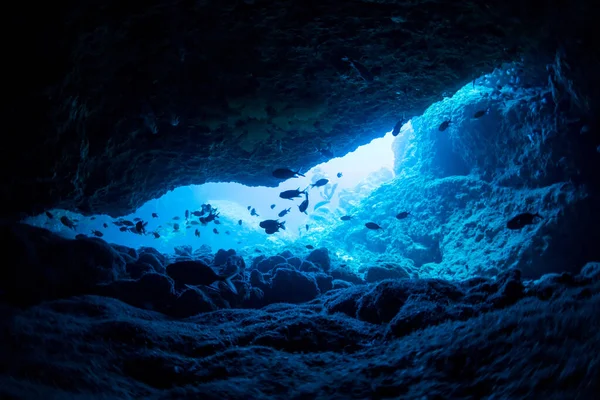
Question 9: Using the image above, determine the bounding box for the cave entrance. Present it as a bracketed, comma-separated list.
[25, 126, 403, 255]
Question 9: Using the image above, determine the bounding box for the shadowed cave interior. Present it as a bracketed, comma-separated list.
[2, 0, 600, 398]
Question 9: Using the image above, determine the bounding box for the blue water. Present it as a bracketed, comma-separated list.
[26, 130, 398, 255]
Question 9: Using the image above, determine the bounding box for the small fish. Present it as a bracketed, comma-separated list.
[306, 245, 314, 249]
[247, 206, 252, 210]
[340, 215, 353, 221]
[173, 223, 180, 231]
[90, 217, 96, 220]
[337, 172, 343, 178]
[91, 230, 104, 237]
[119, 226, 128, 232]
[173, 216, 181, 220]
[185, 210, 189, 219]
[278, 208, 291, 217]
[259, 219, 286, 234]
[306, 224, 309, 231]
[238, 219, 243, 226]
[396, 211, 410, 220]
[113, 220, 124, 226]
[439, 120, 451, 131]
[473, 108, 490, 118]
[250, 208, 260, 217]
[225, 231, 230, 235]
[392, 118, 405, 137]
[214, 220, 221, 225]
[191, 211, 202, 217]
[190, 220, 199, 225]
[103, 223, 108, 228]
[45, 211, 54, 219]
[122, 220, 135, 227]
[213, 228, 219, 234]
[506, 212, 542, 230]
[152, 232, 160, 238]
[298, 193, 309, 214]
[186, 225, 192, 229]
[135, 221, 148, 234]
[272, 168, 305, 179]
[280, 187, 307, 200]
[133, 217, 141, 222]
[270, 204, 276, 209]
[311, 178, 329, 188]
[60, 216, 76, 229]
[152, 213, 159, 218]
[195, 229, 200, 237]
[365, 222, 382, 230]
[255, 249, 262, 253]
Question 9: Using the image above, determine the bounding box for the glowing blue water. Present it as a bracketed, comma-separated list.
[26, 126, 402, 255]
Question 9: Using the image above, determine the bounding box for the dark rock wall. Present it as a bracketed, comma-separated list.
[4, 0, 598, 218]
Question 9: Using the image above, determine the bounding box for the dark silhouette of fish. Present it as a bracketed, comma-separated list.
[306, 245, 314, 249]
[365, 222, 382, 230]
[507, 213, 542, 230]
[340, 215, 353, 221]
[272, 168, 305, 179]
[60, 216, 76, 229]
[392, 118, 406, 136]
[259, 219, 286, 234]
[396, 211, 410, 219]
[280, 188, 307, 200]
[311, 178, 329, 188]
[298, 193, 309, 214]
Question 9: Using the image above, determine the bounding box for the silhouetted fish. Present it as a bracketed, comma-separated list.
[365, 222, 382, 230]
[396, 212, 410, 219]
[272, 168, 305, 179]
[392, 118, 405, 136]
[311, 178, 329, 188]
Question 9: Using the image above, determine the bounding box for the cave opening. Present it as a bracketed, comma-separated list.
[22, 122, 400, 258]
[22, 61, 599, 280]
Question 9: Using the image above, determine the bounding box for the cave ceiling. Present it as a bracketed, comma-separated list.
[2, 0, 597, 218]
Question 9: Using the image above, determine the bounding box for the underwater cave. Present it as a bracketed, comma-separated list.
[2, 0, 600, 398]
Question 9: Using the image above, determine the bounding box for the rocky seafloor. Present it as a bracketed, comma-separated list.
[1, 222, 599, 399]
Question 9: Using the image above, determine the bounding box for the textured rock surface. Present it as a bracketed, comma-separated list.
[1, 223, 599, 398]
[4, 0, 599, 218]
